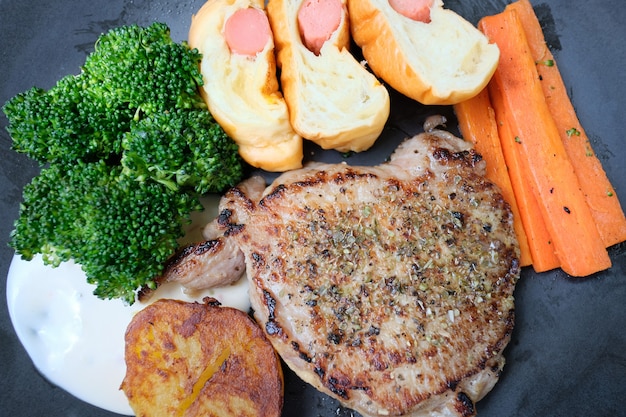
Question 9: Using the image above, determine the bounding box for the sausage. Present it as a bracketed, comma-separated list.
[224, 7, 272, 56]
[389, 0, 434, 22]
[297, 0, 343, 55]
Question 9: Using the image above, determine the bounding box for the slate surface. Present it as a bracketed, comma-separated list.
[1, 1, 624, 416]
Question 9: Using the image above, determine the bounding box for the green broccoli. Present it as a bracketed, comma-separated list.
[11, 161, 201, 304]
[81, 22, 206, 116]
[4, 22, 245, 303]
[121, 108, 242, 194]
[3, 74, 120, 164]
[4, 22, 208, 165]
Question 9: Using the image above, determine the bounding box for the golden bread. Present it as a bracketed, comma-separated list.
[189, 0, 303, 172]
[121, 298, 283, 417]
[348, 0, 500, 105]
[267, 0, 390, 152]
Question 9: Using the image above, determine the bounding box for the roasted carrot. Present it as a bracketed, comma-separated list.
[479, 8, 611, 276]
[487, 80, 560, 273]
[506, 0, 626, 248]
[454, 89, 533, 267]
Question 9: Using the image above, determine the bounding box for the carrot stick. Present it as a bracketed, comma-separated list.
[506, 0, 626, 248]
[487, 81, 560, 273]
[454, 89, 533, 267]
[479, 8, 611, 277]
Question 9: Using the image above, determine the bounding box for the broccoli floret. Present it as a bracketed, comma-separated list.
[10, 163, 82, 266]
[122, 108, 243, 194]
[4, 22, 245, 303]
[10, 161, 202, 304]
[3, 74, 123, 164]
[82, 22, 205, 116]
[3, 22, 219, 166]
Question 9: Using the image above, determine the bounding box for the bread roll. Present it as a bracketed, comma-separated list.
[348, 0, 500, 105]
[267, 0, 390, 153]
[121, 298, 283, 417]
[189, 0, 303, 172]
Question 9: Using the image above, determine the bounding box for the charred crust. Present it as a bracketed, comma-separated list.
[432, 147, 456, 163]
[185, 240, 221, 256]
[252, 252, 265, 268]
[164, 239, 222, 270]
[291, 341, 312, 363]
[447, 380, 458, 391]
[327, 329, 344, 345]
[432, 147, 483, 168]
[226, 185, 256, 211]
[509, 256, 521, 278]
[262, 170, 379, 205]
[261, 288, 282, 338]
[224, 223, 244, 236]
[265, 320, 282, 336]
[202, 297, 222, 307]
[455, 392, 476, 417]
[263, 290, 277, 320]
[261, 184, 286, 205]
[330, 168, 378, 185]
[136, 286, 155, 302]
[326, 375, 350, 399]
[216, 208, 233, 227]
[471, 151, 483, 166]
[216, 208, 245, 236]
[371, 353, 388, 371]
[314, 366, 325, 380]
[491, 363, 504, 375]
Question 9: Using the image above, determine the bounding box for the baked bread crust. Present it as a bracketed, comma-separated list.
[189, 0, 303, 172]
[267, 0, 390, 152]
[348, 0, 499, 105]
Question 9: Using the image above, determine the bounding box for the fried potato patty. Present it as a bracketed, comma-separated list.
[121, 298, 283, 417]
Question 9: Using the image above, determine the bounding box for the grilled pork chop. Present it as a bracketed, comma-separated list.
[170, 127, 520, 416]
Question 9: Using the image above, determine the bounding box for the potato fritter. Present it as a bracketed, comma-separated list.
[121, 298, 283, 417]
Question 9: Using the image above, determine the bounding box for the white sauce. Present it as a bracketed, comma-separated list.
[6, 195, 251, 415]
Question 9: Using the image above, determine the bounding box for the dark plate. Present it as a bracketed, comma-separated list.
[1, 1, 625, 416]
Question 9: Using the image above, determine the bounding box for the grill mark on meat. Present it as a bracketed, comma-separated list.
[215, 177, 265, 236]
[216, 208, 246, 237]
[291, 341, 313, 363]
[432, 146, 483, 168]
[216, 208, 234, 228]
[225, 185, 257, 211]
[214, 131, 520, 417]
[261, 184, 287, 205]
[263, 289, 277, 320]
[252, 252, 265, 268]
[277, 172, 511, 399]
[265, 321, 282, 336]
[162, 240, 223, 274]
[326, 374, 350, 399]
[262, 289, 284, 337]
[263, 169, 380, 205]
[456, 392, 476, 417]
[145, 238, 245, 294]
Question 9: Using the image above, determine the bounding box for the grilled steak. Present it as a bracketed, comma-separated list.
[154, 176, 267, 293]
[181, 127, 520, 416]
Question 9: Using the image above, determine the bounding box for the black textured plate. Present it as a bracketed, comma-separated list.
[1, 1, 625, 416]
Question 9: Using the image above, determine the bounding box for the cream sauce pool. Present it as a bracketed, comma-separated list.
[6, 196, 251, 415]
